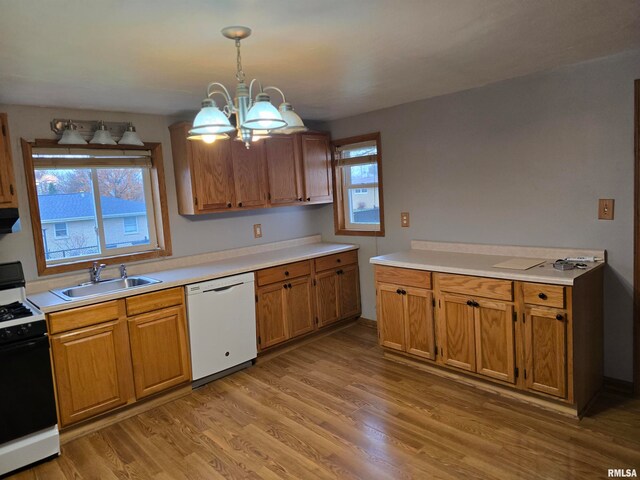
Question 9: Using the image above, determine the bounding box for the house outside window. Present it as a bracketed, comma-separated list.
[22, 142, 172, 275]
[333, 133, 384, 236]
[123, 216, 139, 235]
[53, 222, 68, 238]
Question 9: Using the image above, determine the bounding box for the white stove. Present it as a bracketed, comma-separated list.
[0, 262, 59, 477]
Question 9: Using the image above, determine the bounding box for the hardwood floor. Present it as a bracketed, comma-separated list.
[11, 324, 640, 479]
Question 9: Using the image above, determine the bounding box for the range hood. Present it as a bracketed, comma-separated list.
[0, 208, 19, 233]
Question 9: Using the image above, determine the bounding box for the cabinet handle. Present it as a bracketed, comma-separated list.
[538, 293, 547, 300]
[283, 284, 288, 289]
[401, 289, 407, 295]
[284, 271, 290, 276]
[238, 202, 243, 207]
[336, 258, 341, 263]
[556, 314, 563, 321]
[467, 300, 474, 306]
[288, 283, 292, 289]
[473, 301, 479, 307]
[9, 184, 14, 196]
[306, 197, 311, 201]
[227, 202, 232, 208]
[396, 288, 402, 295]
[298, 197, 303, 201]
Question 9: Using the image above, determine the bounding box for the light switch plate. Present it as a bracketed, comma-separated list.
[598, 199, 614, 220]
[401, 212, 410, 227]
[253, 224, 262, 238]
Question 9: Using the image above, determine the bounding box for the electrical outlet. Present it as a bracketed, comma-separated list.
[253, 224, 262, 238]
[598, 199, 614, 220]
[401, 212, 410, 227]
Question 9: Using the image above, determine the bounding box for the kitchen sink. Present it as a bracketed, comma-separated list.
[51, 276, 161, 301]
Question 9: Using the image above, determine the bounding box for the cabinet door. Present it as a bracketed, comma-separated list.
[286, 276, 315, 338]
[439, 294, 476, 372]
[264, 136, 302, 205]
[231, 140, 268, 208]
[377, 283, 405, 351]
[256, 283, 288, 349]
[338, 264, 361, 320]
[474, 300, 515, 383]
[315, 269, 340, 327]
[191, 140, 235, 211]
[0, 113, 17, 207]
[404, 288, 435, 360]
[524, 307, 567, 398]
[51, 319, 133, 427]
[128, 306, 191, 399]
[300, 134, 333, 203]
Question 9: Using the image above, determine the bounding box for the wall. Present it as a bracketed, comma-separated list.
[318, 49, 640, 382]
[0, 104, 323, 280]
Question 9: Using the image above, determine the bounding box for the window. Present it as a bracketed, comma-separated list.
[54, 222, 68, 238]
[123, 216, 138, 235]
[332, 133, 384, 236]
[22, 142, 172, 275]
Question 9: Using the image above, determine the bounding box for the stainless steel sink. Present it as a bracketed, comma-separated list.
[51, 276, 161, 301]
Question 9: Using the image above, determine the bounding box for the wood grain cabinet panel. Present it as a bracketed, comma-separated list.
[231, 140, 268, 208]
[286, 277, 314, 338]
[522, 283, 565, 309]
[0, 113, 17, 208]
[256, 260, 311, 286]
[404, 287, 435, 360]
[315, 269, 340, 327]
[375, 266, 431, 289]
[128, 305, 191, 399]
[438, 274, 513, 301]
[256, 283, 289, 349]
[439, 294, 476, 372]
[474, 300, 515, 383]
[264, 136, 302, 205]
[125, 287, 183, 317]
[300, 133, 333, 203]
[191, 140, 235, 211]
[338, 264, 361, 320]
[49, 300, 120, 334]
[377, 284, 406, 351]
[314, 250, 358, 272]
[51, 319, 133, 427]
[524, 307, 567, 398]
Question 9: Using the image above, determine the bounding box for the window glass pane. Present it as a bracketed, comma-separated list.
[340, 143, 377, 158]
[96, 168, 151, 250]
[349, 163, 378, 185]
[348, 187, 380, 225]
[35, 168, 100, 261]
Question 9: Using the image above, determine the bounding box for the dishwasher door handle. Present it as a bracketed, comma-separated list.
[202, 282, 244, 294]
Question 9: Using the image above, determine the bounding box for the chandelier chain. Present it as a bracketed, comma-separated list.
[235, 39, 245, 83]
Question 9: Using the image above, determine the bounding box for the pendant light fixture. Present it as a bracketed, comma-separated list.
[118, 122, 144, 146]
[190, 26, 306, 148]
[90, 121, 117, 145]
[58, 121, 87, 145]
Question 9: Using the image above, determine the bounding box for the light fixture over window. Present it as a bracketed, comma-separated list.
[190, 26, 307, 148]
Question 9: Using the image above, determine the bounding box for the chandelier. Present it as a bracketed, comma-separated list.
[189, 26, 306, 148]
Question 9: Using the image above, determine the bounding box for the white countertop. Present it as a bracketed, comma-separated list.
[29, 242, 358, 313]
[369, 249, 603, 285]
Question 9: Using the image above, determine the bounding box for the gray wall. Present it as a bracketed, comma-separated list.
[0, 104, 322, 280]
[318, 49, 640, 382]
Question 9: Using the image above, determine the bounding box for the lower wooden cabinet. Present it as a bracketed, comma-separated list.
[48, 287, 191, 428]
[523, 306, 567, 398]
[256, 275, 314, 350]
[377, 283, 435, 360]
[375, 265, 604, 415]
[128, 305, 191, 399]
[315, 263, 361, 328]
[51, 318, 133, 427]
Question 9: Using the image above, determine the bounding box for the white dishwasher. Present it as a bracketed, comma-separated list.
[186, 272, 257, 387]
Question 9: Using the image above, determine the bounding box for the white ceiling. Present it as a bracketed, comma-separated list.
[1, 0, 639, 121]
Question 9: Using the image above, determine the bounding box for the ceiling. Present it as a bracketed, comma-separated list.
[1, 0, 639, 121]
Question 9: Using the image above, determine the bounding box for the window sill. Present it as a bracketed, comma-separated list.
[38, 248, 171, 276]
[334, 228, 385, 237]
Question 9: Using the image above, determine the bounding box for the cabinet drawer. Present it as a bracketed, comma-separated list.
[126, 287, 184, 316]
[523, 283, 566, 309]
[257, 260, 311, 286]
[375, 266, 432, 289]
[437, 273, 513, 301]
[315, 250, 358, 272]
[49, 300, 121, 334]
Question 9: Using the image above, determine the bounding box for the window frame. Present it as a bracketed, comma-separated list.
[331, 132, 385, 237]
[53, 222, 68, 239]
[22, 139, 173, 276]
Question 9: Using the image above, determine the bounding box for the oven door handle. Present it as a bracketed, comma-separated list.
[0, 336, 48, 356]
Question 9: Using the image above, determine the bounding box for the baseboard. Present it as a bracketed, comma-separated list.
[603, 376, 634, 396]
[357, 317, 376, 328]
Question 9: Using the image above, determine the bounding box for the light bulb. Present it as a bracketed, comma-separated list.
[202, 135, 217, 144]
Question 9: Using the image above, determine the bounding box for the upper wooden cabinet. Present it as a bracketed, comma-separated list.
[169, 123, 333, 214]
[0, 113, 17, 208]
[300, 133, 333, 203]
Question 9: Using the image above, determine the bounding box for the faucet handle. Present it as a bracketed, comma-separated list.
[120, 264, 127, 278]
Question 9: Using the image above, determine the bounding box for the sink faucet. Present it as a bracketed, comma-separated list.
[89, 262, 106, 283]
[120, 264, 127, 279]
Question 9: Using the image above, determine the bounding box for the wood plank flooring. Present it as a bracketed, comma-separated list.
[11, 324, 640, 479]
